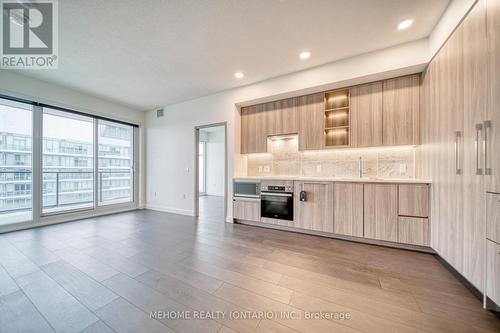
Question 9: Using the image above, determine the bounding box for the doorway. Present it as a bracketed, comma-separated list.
[194, 123, 227, 221]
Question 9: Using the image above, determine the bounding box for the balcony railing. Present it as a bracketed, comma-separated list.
[0, 170, 133, 214]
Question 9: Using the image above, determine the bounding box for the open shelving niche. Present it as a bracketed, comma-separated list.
[324, 88, 350, 147]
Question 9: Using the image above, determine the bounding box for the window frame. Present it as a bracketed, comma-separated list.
[0, 94, 140, 226]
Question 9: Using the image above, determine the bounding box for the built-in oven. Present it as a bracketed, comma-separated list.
[260, 184, 294, 221]
[233, 179, 260, 198]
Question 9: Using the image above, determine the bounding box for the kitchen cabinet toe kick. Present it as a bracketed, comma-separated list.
[234, 218, 434, 253]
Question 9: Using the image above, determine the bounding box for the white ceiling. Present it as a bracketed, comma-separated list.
[8, 0, 450, 111]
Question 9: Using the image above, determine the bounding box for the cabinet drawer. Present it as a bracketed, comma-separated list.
[398, 184, 429, 217]
[398, 217, 429, 246]
[487, 192, 500, 244]
[486, 240, 500, 306]
[233, 198, 260, 222]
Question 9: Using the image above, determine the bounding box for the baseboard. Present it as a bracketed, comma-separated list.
[225, 216, 233, 223]
[145, 204, 194, 216]
[0, 206, 139, 234]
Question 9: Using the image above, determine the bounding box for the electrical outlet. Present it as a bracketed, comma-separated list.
[264, 165, 270, 173]
[258, 165, 263, 173]
[185, 166, 190, 172]
[399, 163, 407, 174]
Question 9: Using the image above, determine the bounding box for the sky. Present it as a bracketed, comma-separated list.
[0, 102, 132, 149]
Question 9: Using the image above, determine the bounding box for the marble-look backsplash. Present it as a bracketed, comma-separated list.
[246, 136, 415, 178]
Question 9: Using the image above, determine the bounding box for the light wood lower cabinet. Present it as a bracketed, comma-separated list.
[233, 198, 260, 222]
[333, 183, 364, 237]
[398, 184, 429, 218]
[294, 181, 334, 232]
[486, 239, 500, 306]
[398, 217, 430, 246]
[240, 105, 268, 154]
[487, 192, 500, 244]
[364, 184, 399, 242]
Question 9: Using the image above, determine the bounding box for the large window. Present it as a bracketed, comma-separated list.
[0, 96, 138, 224]
[42, 108, 94, 213]
[98, 120, 134, 205]
[0, 99, 32, 225]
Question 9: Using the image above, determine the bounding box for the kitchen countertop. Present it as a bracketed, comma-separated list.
[233, 176, 432, 184]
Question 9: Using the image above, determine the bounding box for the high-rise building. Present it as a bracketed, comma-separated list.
[0, 122, 133, 215]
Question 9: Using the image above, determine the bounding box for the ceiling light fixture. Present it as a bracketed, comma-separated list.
[299, 51, 311, 60]
[397, 19, 413, 30]
[234, 72, 244, 79]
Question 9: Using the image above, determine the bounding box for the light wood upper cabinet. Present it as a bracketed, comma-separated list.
[398, 184, 429, 218]
[294, 181, 334, 232]
[487, 0, 500, 193]
[382, 75, 420, 146]
[299, 93, 325, 151]
[265, 101, 281, 136]
[240, 105, 268, 154]
[364, 184, 398, 242]
[241, 75, 421, 153]
[240, 105, 255, 154]
[333, 183, 363, 237]
[351, 82, 383, 147]
[282, 97, 299, 135]
[265, 99, 299, 137]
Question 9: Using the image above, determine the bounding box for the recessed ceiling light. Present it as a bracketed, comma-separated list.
[234, 72, 244, 79]
[397, 19, 413, 30]
[299, 51, 311, 60]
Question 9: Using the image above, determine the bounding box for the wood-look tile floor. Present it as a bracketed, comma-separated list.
[0, 208, 498, 333]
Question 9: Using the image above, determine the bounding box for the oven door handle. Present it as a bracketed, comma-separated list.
[261, 192, 293, 197]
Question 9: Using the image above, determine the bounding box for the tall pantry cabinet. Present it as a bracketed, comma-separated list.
[485, 0, 500, 308]
[420, 0, 500, 297]
[462, 0, 488, 290]
[487, 0, 500, 193]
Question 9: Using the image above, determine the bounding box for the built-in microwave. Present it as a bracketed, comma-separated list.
[233, 179, 260, 198]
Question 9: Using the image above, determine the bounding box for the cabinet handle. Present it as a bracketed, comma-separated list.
[455, 131, 462, 175]
[484, 120, 492, 175]
[475, 123, 483, 175]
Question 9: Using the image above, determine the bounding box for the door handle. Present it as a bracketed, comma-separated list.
[455, 131, 462, 175]
[484, 120, 492, 175]
[475, 123, 483, 175]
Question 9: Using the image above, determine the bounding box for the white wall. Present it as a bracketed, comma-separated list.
[428, 0, 476, 58]
[145, 39, 431, 220]
[0, 70, 147, 210]
[202, 128, 225, 196]
[145, 0, 476, 221]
